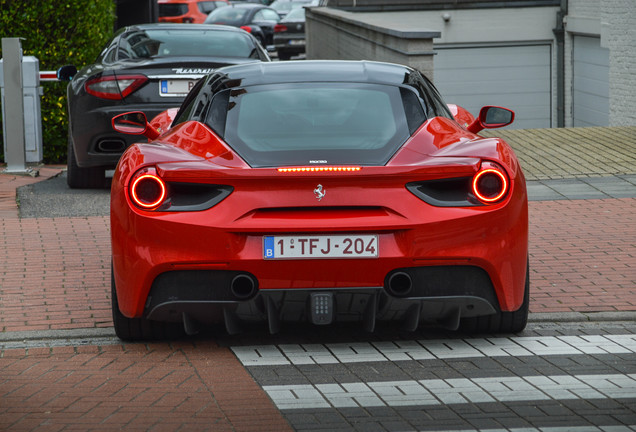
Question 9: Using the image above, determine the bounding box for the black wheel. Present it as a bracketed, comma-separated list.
[460, 261, 530, 334]
[67, 134, 105, 189]
[111, 263, 184, 341]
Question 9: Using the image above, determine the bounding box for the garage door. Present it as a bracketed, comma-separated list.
[573, 36, 609, 127]
[433, 45, 552, 129]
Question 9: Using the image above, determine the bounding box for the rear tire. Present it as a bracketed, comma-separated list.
[111, 264, 184, 341]
[67, 134, 105, 189]
[460, 261, 530, 334]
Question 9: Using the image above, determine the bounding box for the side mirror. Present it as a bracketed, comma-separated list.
[467, 106, 515, 134]
[112, 111, 160, 140]
[57, 65, 78, 81]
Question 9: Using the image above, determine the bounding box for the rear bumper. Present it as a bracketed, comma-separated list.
[144, 266, 499, 332]
[274, 35, 305, 55]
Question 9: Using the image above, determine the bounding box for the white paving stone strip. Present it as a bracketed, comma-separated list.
[428, 427, 636, 432]
[232, 334, 636, 366]
[262, 373, 636, 410]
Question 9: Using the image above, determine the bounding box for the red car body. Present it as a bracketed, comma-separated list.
[158, 0, 229, 24]
[110, 61, 528, 340]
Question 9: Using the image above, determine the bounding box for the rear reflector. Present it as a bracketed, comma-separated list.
[277, 166, 362, 173]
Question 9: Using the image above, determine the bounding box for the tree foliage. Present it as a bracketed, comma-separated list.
[0, 0, 116, 163]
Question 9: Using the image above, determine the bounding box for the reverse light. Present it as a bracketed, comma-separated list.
[130, 168, 166, 209]
[277, 166, 362, 173]
[472, 163, 509, 204]
[85, 75, 148, 100]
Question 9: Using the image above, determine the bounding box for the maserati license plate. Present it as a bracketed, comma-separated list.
[160, 79, 197, 97]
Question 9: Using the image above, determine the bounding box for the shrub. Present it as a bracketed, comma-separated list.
[0, 0, 116, 163]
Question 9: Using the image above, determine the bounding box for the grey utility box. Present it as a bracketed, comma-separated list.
[1, 55, 44, 163]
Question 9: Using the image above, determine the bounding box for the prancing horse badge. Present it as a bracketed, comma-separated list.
[314, 184, 326, 201]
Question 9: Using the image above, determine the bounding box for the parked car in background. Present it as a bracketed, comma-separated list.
[273, 7, 307, 60]
[158, 0, 229, 23]
[58, 24, 270, 188]
[204, 3, 281, 48]
[108, 60, 528, 341]
[269, 0, 316, 18]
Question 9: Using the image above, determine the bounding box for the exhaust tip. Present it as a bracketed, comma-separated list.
[387, 272, 413, 297]
[230, 274, 257, 300]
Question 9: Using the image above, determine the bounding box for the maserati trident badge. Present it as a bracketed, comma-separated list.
[314, 184, 326, 201]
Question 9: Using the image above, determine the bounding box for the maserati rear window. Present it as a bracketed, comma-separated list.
[117, 29, 254, 60]
[220, 83, 418, 167]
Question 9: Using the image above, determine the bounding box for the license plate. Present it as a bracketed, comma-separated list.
[263, 235, 378, 259]
[289, 40, 305, 46]
[160, 79, 197, 97]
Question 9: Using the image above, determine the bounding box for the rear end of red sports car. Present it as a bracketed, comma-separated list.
[109, 61, 528, 341]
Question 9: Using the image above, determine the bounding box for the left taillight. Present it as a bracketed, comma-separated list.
[127, 167, 235, 212]
[274, 24, 287, 33]
[240, 25, 253, 33]
[130, 168, 167, 210]
[85, 74, 148, 100]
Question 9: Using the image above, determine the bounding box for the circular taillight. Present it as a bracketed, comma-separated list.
[472, 168, 508, 203]
[131, 173, 166, 209]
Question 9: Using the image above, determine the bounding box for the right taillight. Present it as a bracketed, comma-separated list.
[85, 74, 148, 100]
[472, 162, 509, 204]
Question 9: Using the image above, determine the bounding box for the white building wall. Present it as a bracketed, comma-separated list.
[602, 0, 636, 126]
[366, 7, 560, 127]
[564, 0, 636, 126]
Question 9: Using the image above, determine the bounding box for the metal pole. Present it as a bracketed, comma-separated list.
[2, 37, 30, 174]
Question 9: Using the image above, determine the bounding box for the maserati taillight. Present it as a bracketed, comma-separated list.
[85, 75, 148, 100]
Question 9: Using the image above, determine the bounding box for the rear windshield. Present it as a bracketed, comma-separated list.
[198, 1, 227, 13]
[218, 83, 415, 167]
[117, 29, 254, 59]
[205, 7, 249, 25]
[158, 4, 189, 17]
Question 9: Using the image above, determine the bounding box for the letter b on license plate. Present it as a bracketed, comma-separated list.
[263, 235, 378, 259]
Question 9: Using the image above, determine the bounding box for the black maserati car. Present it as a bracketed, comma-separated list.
[58, 23, 270, 188]
[204, 3, 281, 49]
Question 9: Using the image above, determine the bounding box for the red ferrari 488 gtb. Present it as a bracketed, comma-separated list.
[110, 60, 529, 341]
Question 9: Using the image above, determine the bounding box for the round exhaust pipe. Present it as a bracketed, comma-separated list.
[386, 272, 413, 297]
[230, 274, 257, 300]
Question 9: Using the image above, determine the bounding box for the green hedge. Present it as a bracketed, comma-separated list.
[0, 0, 116, 164]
